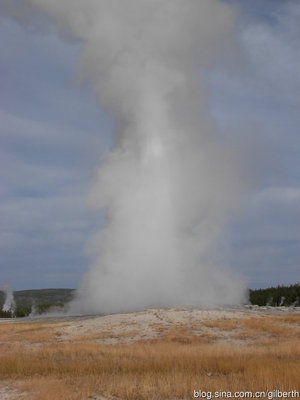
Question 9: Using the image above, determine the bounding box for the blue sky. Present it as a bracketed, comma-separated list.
[0, 1, 299, 290]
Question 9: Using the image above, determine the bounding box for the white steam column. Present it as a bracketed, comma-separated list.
[25, 0, 247, 314]
[2, 286, 16, 317]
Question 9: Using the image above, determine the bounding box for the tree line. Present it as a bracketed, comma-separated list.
[249, 284, 299, 306]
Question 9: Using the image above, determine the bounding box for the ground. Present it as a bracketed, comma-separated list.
[0, 306, 299, 399]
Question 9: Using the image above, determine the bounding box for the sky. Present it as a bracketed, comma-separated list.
[0, 0, 299, 290]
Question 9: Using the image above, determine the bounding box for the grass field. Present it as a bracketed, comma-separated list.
[0, 309, 299, 399]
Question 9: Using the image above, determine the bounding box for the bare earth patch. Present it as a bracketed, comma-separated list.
[0, 306, 299, 399]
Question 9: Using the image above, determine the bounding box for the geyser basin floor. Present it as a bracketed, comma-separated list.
[0, 307, 299, 400]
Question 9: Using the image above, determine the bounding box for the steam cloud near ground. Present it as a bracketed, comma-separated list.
[2, 286, 16, 315]
[6, 0, 247, 313]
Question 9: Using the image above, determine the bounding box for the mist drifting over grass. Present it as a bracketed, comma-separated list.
[7, 0, 247, 313]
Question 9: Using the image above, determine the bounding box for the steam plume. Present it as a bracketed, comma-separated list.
[28, 0, 246, 313]
[2, 286, 16, 316]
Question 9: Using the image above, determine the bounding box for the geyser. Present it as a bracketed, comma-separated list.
[2, 286, 16, 316]
[26, 0, 246, 313]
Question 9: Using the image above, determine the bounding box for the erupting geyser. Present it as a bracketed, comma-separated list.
[19, 0, 247, 313]
[2, 286, 16, 316]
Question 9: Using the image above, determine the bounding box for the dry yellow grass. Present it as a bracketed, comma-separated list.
[201, 314, 300, 342]
[0, 321, 68, 345]
[240, 316, 298, 336]
[0, 312, 299, 399]
[202, 318, 241, 331]
[74, 329, 140, 343]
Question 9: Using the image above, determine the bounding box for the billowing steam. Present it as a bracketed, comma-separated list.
[14, 0, 246, 313]
[2, 286, 16, 316]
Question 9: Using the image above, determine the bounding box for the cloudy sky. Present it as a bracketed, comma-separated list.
[0, 0, 299, 290]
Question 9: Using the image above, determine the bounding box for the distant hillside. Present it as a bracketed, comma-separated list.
[249, 284, 300, 307]
[0, 288, 75, 317]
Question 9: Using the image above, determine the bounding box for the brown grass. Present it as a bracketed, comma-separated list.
[0, 313, 299, 399]
[75, 329, 140, 343]
[240, 316, 299, 336]
[0, 321, 67, 345]
[202, 318, 241, 331]
[201, 314, 300, 342]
